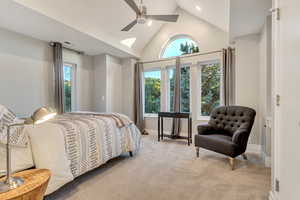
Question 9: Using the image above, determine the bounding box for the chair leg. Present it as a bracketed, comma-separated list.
[229, 157, 235, 170]
[242, 153, 248, 160]
[196, 147, 200, 158]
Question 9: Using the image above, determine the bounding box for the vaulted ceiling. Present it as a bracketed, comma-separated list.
[0, 0, 269, 57]
[13, 0, 177, 55]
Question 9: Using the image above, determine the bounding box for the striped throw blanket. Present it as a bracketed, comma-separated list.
[45, 112, 141, 178]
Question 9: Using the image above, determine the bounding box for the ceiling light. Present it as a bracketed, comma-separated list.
[147, 20, 153, 27]
[196, 6, 202, 12]
[120, 37, 136, 48]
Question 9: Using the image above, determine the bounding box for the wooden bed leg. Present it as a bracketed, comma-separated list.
[196, 147, 200, 158]
[129, 151, 133, 157]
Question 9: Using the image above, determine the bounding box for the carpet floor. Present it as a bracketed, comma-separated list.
[46, 135, 271, 200]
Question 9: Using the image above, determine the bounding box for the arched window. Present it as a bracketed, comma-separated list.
[161, 36, 199, 58]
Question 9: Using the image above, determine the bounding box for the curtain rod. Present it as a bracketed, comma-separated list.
[138, 49, 223, 65]
[49, 42, 84, 55]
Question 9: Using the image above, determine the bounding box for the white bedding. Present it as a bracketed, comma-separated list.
[25, 113, 141, 195]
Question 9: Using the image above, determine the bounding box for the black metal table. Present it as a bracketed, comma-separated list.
[158, 112, 192, 146]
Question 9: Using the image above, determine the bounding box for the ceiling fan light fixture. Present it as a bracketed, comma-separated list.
[137, 16, 147, 24]
[122, 0, 179, 31]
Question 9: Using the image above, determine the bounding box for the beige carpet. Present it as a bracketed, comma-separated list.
[46, 135, 271, 200]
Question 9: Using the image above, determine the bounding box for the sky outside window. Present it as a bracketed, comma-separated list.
[162, 37, 198, 58]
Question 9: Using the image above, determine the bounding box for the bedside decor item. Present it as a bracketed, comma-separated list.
[0, 107, 56, 193]
[0, 169, 51, 200]
[195, 106, 256, 170]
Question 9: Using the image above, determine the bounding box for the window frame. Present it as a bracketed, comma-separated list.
[166, 63, 192, 113]
[160, 34, 199, 59]
[196, 60, 224, 120]
[63, 62, 77, 112]
[143, 68, 162, 117]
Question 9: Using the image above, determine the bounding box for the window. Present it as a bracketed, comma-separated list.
[144, 70, 161, 114]
[167, 65, 190, 112]
[162, 36, 199, 58]
[199, 61, 222, 117]
[63, 63, 76, 113]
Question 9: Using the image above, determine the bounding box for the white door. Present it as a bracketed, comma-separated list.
[272, 0, 300, 199]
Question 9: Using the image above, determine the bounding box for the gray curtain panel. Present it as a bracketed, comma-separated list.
[53, 42, 64, 114]
[134, 62, 147, 134]
[223, 47, 236, 106]
[171, 57, 181, 137]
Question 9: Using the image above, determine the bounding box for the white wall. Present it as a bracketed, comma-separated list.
[93, 54, 107, 112]
[141, 8, 228, 61]
[0, 28, 54, 117]
[0, 28, 94, 116]
[93, 54, 124, 114]
[234, 34, 261, 145]
[106, 55, 123, 113]
[121, 58, 136, 121]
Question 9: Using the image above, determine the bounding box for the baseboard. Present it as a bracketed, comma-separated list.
[247, 144, 262, 154]
[269, 191, 279, 200]
[145, 129, 156, 135]
[262, 151, 271, 167]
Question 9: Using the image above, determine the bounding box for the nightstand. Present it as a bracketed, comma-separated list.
[0, 169, 51, 200]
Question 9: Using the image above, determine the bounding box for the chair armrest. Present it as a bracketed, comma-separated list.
[197, 124, 215, 135]
[232, 129, 249, 146]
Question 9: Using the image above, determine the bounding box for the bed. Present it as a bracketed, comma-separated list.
[0, 105, 141, 195]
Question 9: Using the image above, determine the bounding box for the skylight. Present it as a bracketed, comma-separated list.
[120, 37, 136, 48]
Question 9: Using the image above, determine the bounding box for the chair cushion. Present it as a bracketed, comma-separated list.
[195, 134, 242, 158]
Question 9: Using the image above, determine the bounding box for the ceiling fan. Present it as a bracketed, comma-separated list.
[122, 0, 179, 31]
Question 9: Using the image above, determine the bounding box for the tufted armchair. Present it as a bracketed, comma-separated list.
[195, 106, 256, 170]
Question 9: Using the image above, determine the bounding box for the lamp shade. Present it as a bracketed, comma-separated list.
[25, 107, 57, 125]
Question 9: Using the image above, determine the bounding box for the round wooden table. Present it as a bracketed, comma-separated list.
[0, 169, 51, 200]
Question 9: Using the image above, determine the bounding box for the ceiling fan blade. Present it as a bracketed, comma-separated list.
[146, 15, 179, 22]
[121, 20, 138, 31]
[124, 0, 140, 15]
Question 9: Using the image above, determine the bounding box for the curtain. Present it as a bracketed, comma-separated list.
[223, 47, 236, 106]
[53, 42, 64, 114]
[171, 57, 181, 137]
[134, 62, 148, 135]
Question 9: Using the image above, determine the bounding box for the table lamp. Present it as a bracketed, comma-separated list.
[0, 107, 56, 193]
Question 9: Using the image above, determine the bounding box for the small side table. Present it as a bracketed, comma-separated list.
[158, 112, 192, 145]
[0, 169, 51, 200]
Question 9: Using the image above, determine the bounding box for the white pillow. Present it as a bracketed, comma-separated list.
[0, 105, 34, 173]
[0, 105, 28, 147]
